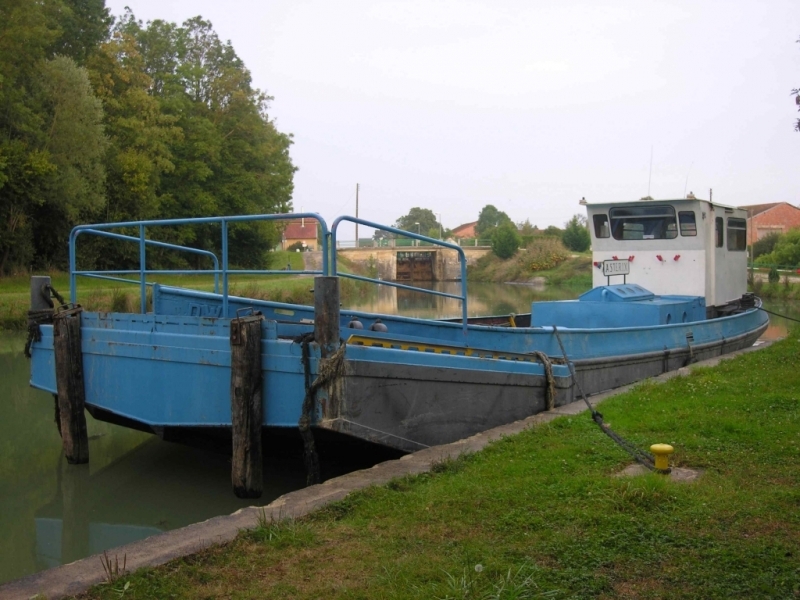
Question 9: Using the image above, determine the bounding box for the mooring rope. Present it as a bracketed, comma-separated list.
[24, 309, 53, 358]
[758, 306, 800, 323]
[295, 332, 348, 486]
[44, 284, 65, 307]
[528, 350, 556, 410]
[24, 284, 66, 359]
[551, 325, 667, 474]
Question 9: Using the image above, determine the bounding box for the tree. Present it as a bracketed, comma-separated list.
[491, 222, 521, 259]
[518, 219, 537, 236]
[33, 56, 108, 267]
[562, 215, 591, 252]
[0, 0, 61, 274]
[0, 0, 108, 274]
[103, 12, 296, 267]
[392, 207, 441, 238]
[793, 36, 799, 132]
[756, 229, 800, 267]
[0, 4, 297, 274]
[51, 0, 113, 65]
[476, 204, 512, 237]
[542, 225, 563, 239]
[752, 232, 781, 260]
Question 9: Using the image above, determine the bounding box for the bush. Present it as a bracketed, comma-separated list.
[542, 225, 563, 239]
[755, 228, 800, 268]
[752, 232, 782, 260]
[286, 241, 305, 252]
[768, 267, 780, 283]
[526, 237, 570, 271]
[562, 215, 591, 252]
[491, 223, 521, 259]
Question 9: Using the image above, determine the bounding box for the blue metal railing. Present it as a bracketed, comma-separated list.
[69, 213, 329, 315]
[71, 229, 222, 293]
[331, 216, 469, 336]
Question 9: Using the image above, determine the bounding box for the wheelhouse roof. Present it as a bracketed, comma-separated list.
[585, 198, 741, 212]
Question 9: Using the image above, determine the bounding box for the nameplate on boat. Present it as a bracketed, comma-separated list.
[602, 259, 630, 276]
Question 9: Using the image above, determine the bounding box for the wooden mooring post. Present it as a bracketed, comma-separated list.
[230, 312, 265, 498]
[53, 306, 89, 464]
[314, 276, 340, 358]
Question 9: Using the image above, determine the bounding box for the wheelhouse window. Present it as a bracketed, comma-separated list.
[678, 211, 697, 236]
[727, 217, 747, 251]
[715, 217, 723, 247]
[609, 205, 677, 241]
[593, 214, 610, 238]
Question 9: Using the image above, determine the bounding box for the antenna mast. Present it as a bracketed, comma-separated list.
[683, 161, 693, 197]
[355, 183, 359, 248]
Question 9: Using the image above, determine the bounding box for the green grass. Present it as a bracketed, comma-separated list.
[469, 252, 592, 289]
[749, 278, 800, 300]
[79, 331, 800, 599]
[534, 255, 592, 289]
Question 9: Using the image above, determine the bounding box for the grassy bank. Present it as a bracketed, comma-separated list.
[79, 332, 799, 599]
[749, 277, 800, 300]
[469, 251, 592, 289]
[0, 252, 377, 331]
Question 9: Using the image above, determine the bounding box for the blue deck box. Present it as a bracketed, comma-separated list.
[531, 285, 706, 329]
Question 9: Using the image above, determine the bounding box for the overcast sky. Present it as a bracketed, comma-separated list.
[107, 0, 800, 236]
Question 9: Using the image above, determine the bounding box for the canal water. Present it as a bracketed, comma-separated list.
[0, 282, 796, 585]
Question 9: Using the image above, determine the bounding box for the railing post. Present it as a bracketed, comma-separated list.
[322, 231, 330, 276]
[139, 224, 146, 313]
[221, 219, 228, 316]
[70, 231, 78, 305]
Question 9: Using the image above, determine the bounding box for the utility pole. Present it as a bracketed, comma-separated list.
[355, 183, 359, 248]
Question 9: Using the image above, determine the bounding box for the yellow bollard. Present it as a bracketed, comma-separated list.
[650, 444, 674, 472]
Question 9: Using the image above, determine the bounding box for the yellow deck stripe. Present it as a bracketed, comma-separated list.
[345, 335, 540, 363]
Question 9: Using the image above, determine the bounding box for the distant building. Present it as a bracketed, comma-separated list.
[739, 202, 800, 245]
[282, 219, 318, 250]
[451, 221, 478, 239]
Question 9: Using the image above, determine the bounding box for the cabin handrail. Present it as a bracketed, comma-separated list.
[69, 213, 330, 315]
[330, 215, 469, 336]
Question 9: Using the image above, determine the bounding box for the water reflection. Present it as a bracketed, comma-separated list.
[759, 300, 799, 340]
[0, 335, 390, 585]
[33, 440, 306, 571]
[347, 281, 582, 319]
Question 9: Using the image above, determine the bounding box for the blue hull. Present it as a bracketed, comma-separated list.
[29, 284, 767, 452]
[30, 307, 577, 451]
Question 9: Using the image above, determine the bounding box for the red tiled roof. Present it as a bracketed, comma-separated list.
[283, 220, 317, 239]
[451, 221, 478, 238]
[737, 202, 799, 218]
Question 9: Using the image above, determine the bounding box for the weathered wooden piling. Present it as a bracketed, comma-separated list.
[230, 313, 265, 498]
[53, 306, 89, 464]
[314, 276, 340, 358]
